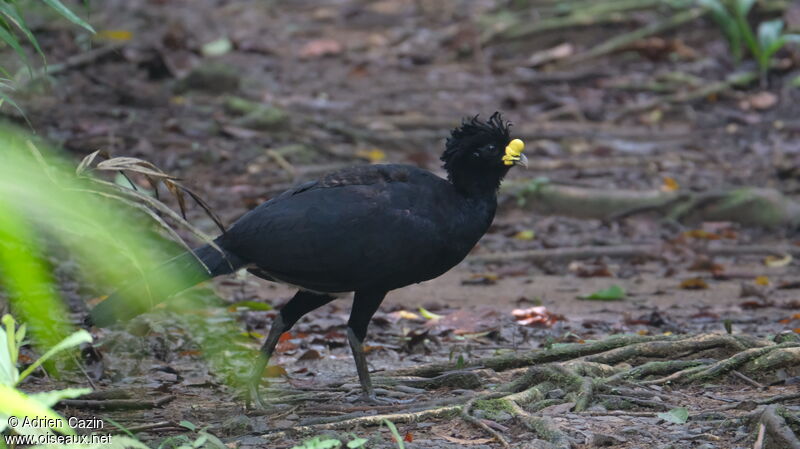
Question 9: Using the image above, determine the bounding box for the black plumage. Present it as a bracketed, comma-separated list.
[88, 112, 527, 406]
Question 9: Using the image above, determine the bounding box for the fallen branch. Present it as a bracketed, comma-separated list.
[504, 180, 800, 229]
[469, 243, 797, 264]
[58, 395, 174, 410]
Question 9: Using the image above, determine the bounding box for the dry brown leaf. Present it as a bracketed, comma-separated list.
[299, 38, 342, 58]
[746, 91, 778, 110]
[512, 306, 564, 327]
[661, 177, 679, 192]
[680, 277, 709, 290]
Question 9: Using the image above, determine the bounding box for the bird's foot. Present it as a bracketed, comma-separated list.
[247, 378, 270, 411]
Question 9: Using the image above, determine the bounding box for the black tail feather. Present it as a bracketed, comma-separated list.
[87, 244, 244, 327]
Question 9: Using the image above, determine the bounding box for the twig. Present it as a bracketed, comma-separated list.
[731, 370, 766, 390]
[564, 8, 705, 65]
[107, 421, 176, 434]
[41, 43, 125, 77]
[612, 70, 758, 120]
[58, 395, 174, 410]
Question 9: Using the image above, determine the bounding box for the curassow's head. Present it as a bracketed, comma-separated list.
[441, 112, 526, 194]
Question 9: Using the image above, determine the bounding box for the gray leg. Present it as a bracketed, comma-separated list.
[346, 290, 387, 402]
[248, 290, 335, 409]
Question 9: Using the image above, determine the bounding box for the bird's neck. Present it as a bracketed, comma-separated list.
[447, 169, 505, 198]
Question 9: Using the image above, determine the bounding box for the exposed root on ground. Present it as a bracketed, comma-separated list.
[256, 333, 800, 447]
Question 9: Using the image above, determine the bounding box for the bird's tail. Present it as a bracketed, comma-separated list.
[87, 243, 245, 327]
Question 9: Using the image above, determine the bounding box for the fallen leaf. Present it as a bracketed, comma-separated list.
[513, 229, 535, 240]
[299, 38, 342, 58]
[239, 331, 264, 339]
[297, 349, 322, 361]
[429, 309, 500, 335]
[87, 295, 108, 306]
[389, 310, 421, 321]
[228, 300, 273, 312]
[747, 91, 778, 110]
[683, 230, 720, 240]
[755, 276, 770, 286]
[356, 148, 386, 162]
[661, 177, 679, 192]
[657, 407, 689, 424]
[419, 306, 443, 321]
[276, 341, 298, 352]
[263, 365, 287, 377]
[568, 261, 613, 277]
[95, 30, 133, 41]
[202, 37, 232, 57]
[512, 306, 563, 327]
[578, 285, 626, 301]
[680, 278, 709, 290]
[404, 433, 413, 442]
[462, 273, 499, 285]
[765, 254, 792, 267]
[527, 42, 574, 67]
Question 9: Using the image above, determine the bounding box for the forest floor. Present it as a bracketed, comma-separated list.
[5, 0, 800, 448]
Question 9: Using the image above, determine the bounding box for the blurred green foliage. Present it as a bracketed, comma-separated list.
[0, 0, 94, 112]
[700, 0, 800, 81]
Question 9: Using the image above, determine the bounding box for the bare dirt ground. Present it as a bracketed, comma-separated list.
[5, 0, 800, 448]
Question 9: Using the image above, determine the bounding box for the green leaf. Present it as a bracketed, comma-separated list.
[0, 22, 30, 72]
[41, 0, 95, 33]
[578, 285, 626, 301]
[228, 300, 272, 311]
[0, 2, 44, 60]
[758, 19, 784, 53]
[0, 88, 28, 125]
[418, 306, 442, 321]
[0, 384, 74, 434]
[347, 437, 368, 448]
[30, 387, 91, 408]
[179, 420, 196, 431]
[383, 420, 405, 449]
[202, 37, 232, 57]
[699, 0, 742, 60]
[291, 437, 342, 449]
[734, 0, 755, 17]
[657, 407, 689, 424]
[17, 329, 92, 383]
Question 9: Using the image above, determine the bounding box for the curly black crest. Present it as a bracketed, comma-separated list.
[441, 112, 511, 164]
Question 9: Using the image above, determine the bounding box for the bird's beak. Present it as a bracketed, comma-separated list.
[502, 138, 526, 168]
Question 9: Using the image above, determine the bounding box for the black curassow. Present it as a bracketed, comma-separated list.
[88, 112, 527, 407]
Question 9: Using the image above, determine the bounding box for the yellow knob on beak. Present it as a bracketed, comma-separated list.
[502, 139, 527, 167]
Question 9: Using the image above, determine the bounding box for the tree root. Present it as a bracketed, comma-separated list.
[757, 405, 800, 449]
[386, 334, 670, 378]
[259, 333, 799, 447]
[645, 342, 800, 385]
[502, 180, 800, 229]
